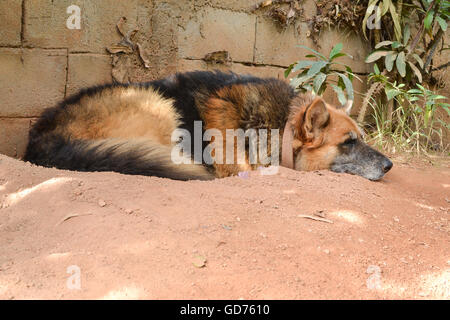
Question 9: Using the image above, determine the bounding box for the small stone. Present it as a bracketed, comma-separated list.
[125, 209, 133, 214]
[418, 292, 428, 297]
[192, 256, 207, 268]
[98, 199, 106, 207]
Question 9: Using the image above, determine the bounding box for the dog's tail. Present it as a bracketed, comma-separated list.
[24, 137, 214, 181]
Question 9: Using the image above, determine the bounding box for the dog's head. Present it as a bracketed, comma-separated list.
[288, 95, 392, 181]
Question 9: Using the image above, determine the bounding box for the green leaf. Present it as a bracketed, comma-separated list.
[307, 61, 328, 77]
[436, 16, 448, 31]
[396, 51, 406, 77]
[375, 41, 394, 49]
[385, 87, 401, 101]
[331, 84, 347, 106]
[392, 41, 403, 49]
[389, 1, 402, 41]
[313, 72, 327, 94]
[412, 54, 424, 69]
[290, 71, 315, 89]
[374, 63, 380, 75]
[416, 84, 426, 91]
[337, 73, 354, 101]
[345, 66, 354, 80]
[403, 24, 411, 46]
[407, 89, 423, 94]
[284, 64, 294, 78]
[292, 60, 315, 72]
[337, 75, 345, 91]
[329, 43, 343, 60]
[381, 0, 390, 15]
[330, 52, 348, 61]
[408, 61, 422, 83]
[424, 10, 434, 30]
[385, 52, 398, 72]
[296, 45, 327, 60]
[428, 95, 447, 100]
[365, 50, 392, 63]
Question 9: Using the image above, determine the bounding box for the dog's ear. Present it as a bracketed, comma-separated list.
[301, 98, 330, 147]
[341, 99, 353, 115]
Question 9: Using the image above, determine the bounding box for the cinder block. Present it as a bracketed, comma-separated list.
[177, 59, 286, 80]
[0, 118, 31, 159]
[144, 1, 178, 79]
[0, 0, 22, 46]
[177, 59, 206, 72]
[318, 28, 372, 74]
[67, 54, 112, 96]
[231, 63, 286, 80]
[254, 18, 316, 66]
[178, 7, 256, 62]
[24, 0, 140, 53]
[208, 0, 257, 11]
[0, 48, 67, 117]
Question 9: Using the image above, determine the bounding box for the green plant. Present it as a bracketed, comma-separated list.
[365, 25, 424, 82]
[359, 0, 449, 123]
[284, 43, 359, 105]
[365, 71, 449, 154]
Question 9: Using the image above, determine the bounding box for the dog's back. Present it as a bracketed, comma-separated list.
[24, 71, 282, 180]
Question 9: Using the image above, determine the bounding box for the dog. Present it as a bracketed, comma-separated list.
[24, 70, 392, 181]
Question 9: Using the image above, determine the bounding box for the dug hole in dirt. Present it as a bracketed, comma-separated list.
[0, 154, 449, 299]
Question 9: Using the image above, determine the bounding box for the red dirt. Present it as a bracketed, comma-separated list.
[0, 154, 448, 299]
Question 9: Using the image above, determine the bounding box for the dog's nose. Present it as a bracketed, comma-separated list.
[382, 159, 393, 173]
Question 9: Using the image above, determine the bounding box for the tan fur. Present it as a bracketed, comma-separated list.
[287, 95, 362, 172]
[203, 86, 253, 177]
[55, 87, 181, 146]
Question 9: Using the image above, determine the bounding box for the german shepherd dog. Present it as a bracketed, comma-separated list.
[24, 71, 392, 181]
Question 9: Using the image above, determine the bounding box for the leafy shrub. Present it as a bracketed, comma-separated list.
[284, 43, 359, 105]
[366, 70, 449, 154]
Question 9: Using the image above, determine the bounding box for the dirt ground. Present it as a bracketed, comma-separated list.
[0, 153, 448, 300]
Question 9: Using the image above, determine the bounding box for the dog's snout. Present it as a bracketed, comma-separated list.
[382, 159, 393, 173]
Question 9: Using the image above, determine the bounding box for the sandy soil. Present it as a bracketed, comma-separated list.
[0, 154, 449, 300]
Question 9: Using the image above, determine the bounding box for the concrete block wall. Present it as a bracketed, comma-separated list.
[0, 0, 375, 158]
